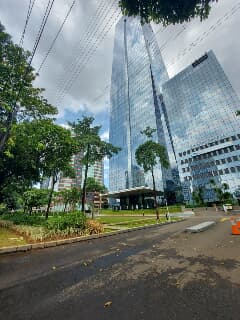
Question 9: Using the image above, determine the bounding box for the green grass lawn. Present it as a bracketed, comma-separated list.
[0, 227, 27, 247]
[100, 206, 182, 216]
[97, 216, 179, 229]
[96, 216, 154, 224]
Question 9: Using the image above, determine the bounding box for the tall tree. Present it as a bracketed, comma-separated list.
[70, 117, 120, 213]
[0, 22, 57, 153]
[119, 0, 217, 25]
[135, 128, 169, 219]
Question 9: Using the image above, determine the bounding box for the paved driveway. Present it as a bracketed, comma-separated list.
[0, 212, 240, 320]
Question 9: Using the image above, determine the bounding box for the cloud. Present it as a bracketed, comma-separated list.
[1, 0, 240, 188]
[100, 130, 109, 141]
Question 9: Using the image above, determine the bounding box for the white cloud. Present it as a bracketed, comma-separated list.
[100, 130, 109, 141]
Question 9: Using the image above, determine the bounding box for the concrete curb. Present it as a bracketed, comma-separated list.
[0, 219, 184, 255]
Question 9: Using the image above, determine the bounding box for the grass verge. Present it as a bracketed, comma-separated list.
[0, 227, 27, 247]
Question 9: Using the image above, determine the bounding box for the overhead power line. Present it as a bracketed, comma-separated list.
[13, 0, 55, 106]
[54, 0, 111, 100]
[37, 0, 77, 73]
[29, 0, 55, 66]
[55, 0, 120, 105]
[19, 0, 36, 47]
[92, 1, 240, 105]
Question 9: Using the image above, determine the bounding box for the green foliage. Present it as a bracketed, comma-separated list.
[119, 0, 217, 25]
[1, 212, 44, 226]
[70, 116, 120, 212]
[209, 180, 233, 204]
[23, 188, 49, 214]
[70, 117, 120, 166]
[135, 128, 169, 219]
[45, 211, 87, 231]
[0, 120, 76, 218]
[135, 140, 169, 173]
[0, 22, 57, 153]
[192, 187, 204, 205]
[86, 177, 107, 193]
[59, 187, 81, 212]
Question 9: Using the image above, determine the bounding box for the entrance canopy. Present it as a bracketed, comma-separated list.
[102, 187, 164, 210]
[102, 186, 163, 198]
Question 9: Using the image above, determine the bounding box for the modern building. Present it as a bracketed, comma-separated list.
[162, 50, 240, 202]
[47, 153, 104, 192]
[109, 17, 179, 207]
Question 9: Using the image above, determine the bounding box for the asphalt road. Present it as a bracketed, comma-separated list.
[0, 211, 240, 320]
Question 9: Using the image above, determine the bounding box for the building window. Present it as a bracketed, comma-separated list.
[227, 157, 232, 163]
[230, 167, 236, 173]
[218, 169, 223, 175]
[224, 168, 229, 174]
[233, 156, 238, 161]
[221, 159, 226, 164]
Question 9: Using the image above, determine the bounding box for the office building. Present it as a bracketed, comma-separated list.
[109, 17, 178, 207]
[162, 50, 240, 202]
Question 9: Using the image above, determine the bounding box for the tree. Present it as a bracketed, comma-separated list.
[60, 187, 81, 212]
[210, 179, 233, 205]
[0, 22, 57, 154]
[86, 177, 107, 193]
[70, 117, 120, 213]
[40, 124, 76, 219]
[135, 128, 169, 219]
[192, 187, 204, 206]
[0, 119, 77, 218]
[119, 0, 217, 25]
[23, 188, 49, 215]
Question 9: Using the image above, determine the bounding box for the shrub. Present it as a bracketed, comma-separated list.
[1, 213, 44, 226]
[86, 219, 104, 234]
[45, 211, 87, 231]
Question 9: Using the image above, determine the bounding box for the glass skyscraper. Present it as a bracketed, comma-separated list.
[109, 17, 177, 195]
[162, 50, 240, 202]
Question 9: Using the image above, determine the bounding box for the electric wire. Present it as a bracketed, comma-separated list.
[37, 0, 76, 73]
[54, 0, 112, 100]
[55, 0, 120, 105]
[19, 0, 36, 47]
[93, 1, 240, 105]
[56, 8, 121, 104]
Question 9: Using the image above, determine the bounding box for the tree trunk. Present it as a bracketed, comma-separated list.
[63, 200, 69, 213]
[46, 173, 57, 219]
[81, 144, 90, 213]
[151, 167, 159, 220]
[0, 106, 18, 154]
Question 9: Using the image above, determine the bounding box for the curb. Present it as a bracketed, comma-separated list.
[0, 219, 184, 255]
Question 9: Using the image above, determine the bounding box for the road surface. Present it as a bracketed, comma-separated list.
[0, 211, 240, 319]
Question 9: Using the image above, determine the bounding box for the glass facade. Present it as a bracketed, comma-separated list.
[109, 17, 177, 194]
[162, 51, 240, 202]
